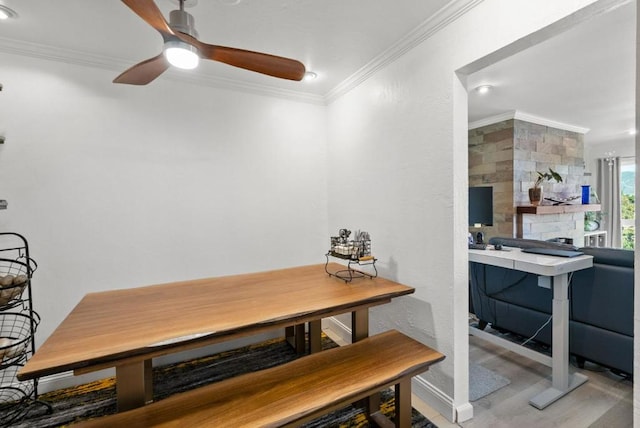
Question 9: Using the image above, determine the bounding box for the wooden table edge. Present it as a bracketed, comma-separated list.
[19, 290, 415, 380]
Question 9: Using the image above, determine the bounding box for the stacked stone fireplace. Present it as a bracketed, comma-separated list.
[469, 118, 585, 243]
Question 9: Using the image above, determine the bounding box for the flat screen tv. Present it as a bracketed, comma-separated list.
[469, 186, 493, 226]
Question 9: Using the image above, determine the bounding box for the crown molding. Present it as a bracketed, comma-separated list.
[469, 110, 590, 134]
[324, 0, 484, 104]
[468, 112, 516, 130]
[0, 37, 325, 105]
[0, 0, 482, 106]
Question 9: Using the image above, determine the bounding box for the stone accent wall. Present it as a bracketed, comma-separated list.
[469, 119, 585, 243]
[468, 120, 515, 240]
[513, 120, 585, 243]
[514, 120, 585, 206]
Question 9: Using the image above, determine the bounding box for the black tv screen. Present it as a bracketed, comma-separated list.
[469, 186, 493, 226]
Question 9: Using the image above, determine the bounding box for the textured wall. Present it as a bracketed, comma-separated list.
[0, 53, 329, 351]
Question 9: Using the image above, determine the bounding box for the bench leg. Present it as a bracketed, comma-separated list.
[395, 378, 412, 428]
[116, 359, 153, 412]
[367, 380, 411, 428]
[352, 309, 381, 414]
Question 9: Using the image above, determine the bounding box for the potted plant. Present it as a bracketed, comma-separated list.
[529, 168, 562, 206]
[584, 211, 604, 231]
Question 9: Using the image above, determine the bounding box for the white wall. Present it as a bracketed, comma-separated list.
[326, 0, 611, 421]
[0, 53, 329, 351]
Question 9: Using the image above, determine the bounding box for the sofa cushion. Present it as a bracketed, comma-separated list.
[571, 248, 634, 336]
[578, 247, 634, 268]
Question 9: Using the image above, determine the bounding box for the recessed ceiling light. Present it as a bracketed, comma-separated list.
[304, 71, 317, 81]
[0, 5, 18, 20]
[628, 128, 637, 136]
[474, 85, 493, 94]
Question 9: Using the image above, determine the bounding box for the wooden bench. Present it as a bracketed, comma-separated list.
[75, 330, 445, 428]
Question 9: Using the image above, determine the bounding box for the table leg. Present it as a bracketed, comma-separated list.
[285, 324, 306, 354]
[351, 309, 369, 343]
[309, 320, 322, 353]
[529, 273, 588, 409]
[116, 359, 153, 412]
[285, 326, 294, 347]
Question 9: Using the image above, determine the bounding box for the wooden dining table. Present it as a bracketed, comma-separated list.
[18, 263, 415, 412]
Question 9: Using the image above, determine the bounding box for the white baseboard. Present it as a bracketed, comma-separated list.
[456, 401, 475, 422]
[321, 317, 352, 344]
[38, 369, 114, 394]
[321, 316, 461, 423]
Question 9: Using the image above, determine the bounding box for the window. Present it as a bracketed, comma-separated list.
[620, 158, 635, 249]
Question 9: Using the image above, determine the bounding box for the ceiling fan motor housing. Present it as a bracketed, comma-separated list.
[169, 9, 198, 38]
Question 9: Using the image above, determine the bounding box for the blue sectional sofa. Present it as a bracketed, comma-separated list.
[469, 237, 634, 376]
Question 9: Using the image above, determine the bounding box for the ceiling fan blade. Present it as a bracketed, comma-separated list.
[192, 40, 305, 81]
[121, 0, 175, 37]
[114, 53, 170, 85]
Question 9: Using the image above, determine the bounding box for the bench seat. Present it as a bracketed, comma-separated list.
[75, 329, 445, 428]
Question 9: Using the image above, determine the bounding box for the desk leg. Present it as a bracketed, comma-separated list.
[529, 273, 588, 409]
[116, 359, 153, 412]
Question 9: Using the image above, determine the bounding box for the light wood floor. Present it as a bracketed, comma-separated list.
[460, 334, 633, 427]
[323, 327, 633, 427]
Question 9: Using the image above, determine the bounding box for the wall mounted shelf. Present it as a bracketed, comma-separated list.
[516, 204, 601, 216]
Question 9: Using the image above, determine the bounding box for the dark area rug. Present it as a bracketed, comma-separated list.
[8, 334, 438, 427]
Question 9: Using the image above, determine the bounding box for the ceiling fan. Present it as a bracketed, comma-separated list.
[114, 0, 306, 85]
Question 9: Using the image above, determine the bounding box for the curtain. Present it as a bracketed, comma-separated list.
[596, 157, 621, 247]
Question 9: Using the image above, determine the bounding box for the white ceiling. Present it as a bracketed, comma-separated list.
[468, 1, 636, 148]
[0, 0, 635, 147]
[0, 0, 453, 98]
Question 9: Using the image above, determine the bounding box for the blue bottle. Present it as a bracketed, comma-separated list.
[581, 185, 590, 204]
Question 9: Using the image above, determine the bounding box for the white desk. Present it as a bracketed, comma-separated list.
[468, 247, 593, 409]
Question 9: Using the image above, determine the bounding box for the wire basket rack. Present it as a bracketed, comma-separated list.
[0, 312, 40, 426]
[0, 259, 33, 311]
[0, 383, 35, 426]
[0, 233, 50, 426]
[0, 313, 38, 371]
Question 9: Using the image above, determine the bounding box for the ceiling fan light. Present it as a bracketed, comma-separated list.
[164, 41, 200, 70]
